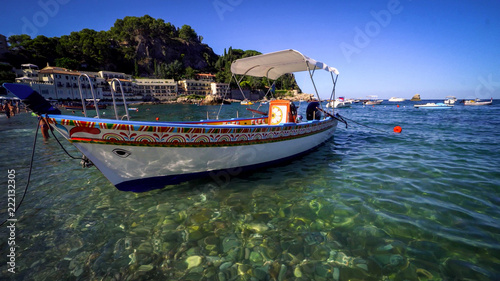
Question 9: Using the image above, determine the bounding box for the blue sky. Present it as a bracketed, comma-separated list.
[1, 0, 500, 100]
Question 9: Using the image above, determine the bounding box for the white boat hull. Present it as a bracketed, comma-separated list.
[464, 98, 493, 106]
[414, 103, 453, 108]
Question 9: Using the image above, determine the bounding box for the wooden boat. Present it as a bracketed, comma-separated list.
[3, 50, 340, 192]
[414, 102, 453, 109]
[464, 98, 493, 106]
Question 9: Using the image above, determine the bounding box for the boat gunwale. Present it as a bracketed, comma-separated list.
[47, 114, 331, 130]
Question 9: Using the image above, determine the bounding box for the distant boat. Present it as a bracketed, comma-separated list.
[364, 95, 383, 105]
[444, 96, 457, 104]
[410, 94, 421, 101]
[414, 102, 453, 109]
[464, 98, 493, 106]
[326, 97, 352, 108]
[388, 97, 406, 102]
[241, 100, 254, 105]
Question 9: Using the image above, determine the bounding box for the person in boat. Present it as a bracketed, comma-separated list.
[306, 100, 322, 120]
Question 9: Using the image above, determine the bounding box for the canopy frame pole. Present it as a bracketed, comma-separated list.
[328, 72, 339, 115]
[306, 61, 326, 118]
[306, 62, 321, 100]
[216, 74, 239, 120]
[235, 74, 248, 101]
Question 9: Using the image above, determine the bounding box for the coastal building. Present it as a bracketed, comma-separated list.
[134, 78, 177, 101]
[195, 73, 216, 81]
[178, 79, 212, 96]
[98, 70, 139, 100]
[211, 82, 230, 97]
[15, 64, 104, 100]
[13, 64, 223, 102]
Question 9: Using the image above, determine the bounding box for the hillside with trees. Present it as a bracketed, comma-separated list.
[2, 15, 300, 94]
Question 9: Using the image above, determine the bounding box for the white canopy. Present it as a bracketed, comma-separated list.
[230, 49, 339, 80]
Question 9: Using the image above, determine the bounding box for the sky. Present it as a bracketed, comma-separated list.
[1, 0, 500, 100]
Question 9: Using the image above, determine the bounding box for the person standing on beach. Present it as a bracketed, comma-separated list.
[7, 101, 15, 117]
[4, 101, 11, 118]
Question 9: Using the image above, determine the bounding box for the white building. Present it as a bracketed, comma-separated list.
[211, 82, 230, 97]
[134, 78, 178, 101]
[178, 79, 212, 96]
[15, 64, 104, 100]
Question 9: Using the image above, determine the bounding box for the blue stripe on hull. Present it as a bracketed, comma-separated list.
[114, 138, 332, 192]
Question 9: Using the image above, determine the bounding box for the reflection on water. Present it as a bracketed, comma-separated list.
[1, 101, 500, 280]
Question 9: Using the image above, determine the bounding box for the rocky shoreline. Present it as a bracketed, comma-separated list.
[129, 93, 316, 106]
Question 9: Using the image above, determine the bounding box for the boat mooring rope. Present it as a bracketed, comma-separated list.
[0, 120, 40, 227]
[49, 122, 81, 160]
[336, 113, 400, 134]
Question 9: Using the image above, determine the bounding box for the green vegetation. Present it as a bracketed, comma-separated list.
[214, 47, 299, 93]
[3, 15, 300, 93]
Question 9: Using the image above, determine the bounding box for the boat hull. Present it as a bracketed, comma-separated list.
[414, 103, 453, 109]
[464, 98, 493, 106]
[48, 115, 337, 192]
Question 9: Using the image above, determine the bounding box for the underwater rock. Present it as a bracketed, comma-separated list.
[137, 242, 153, 254]
[277, 263, 287, 281]
[186, 255, 203, 269]
[189, 208, 212, 224]
[222, 234, 241, 253]
[304, 232, 326, 245]
[294, 265, 303, 278]
[138, 264, 154, 272]
[245, 222, 269, 233]
[249, 251, 264, 266]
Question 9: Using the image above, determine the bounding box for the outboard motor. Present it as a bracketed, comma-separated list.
[306, 101, 321, 120]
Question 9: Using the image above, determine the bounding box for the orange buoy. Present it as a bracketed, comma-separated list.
[393, 126, 402, 133]
[397, 104, 400, 108]
[156, 117, 159, 121]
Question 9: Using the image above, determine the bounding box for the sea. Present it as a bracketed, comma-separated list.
[0, 100, 499, 280]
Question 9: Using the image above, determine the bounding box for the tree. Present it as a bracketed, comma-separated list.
[179, 25, 198, 42]
[55, 57, 79, 69]
[185, 67, 195, 79]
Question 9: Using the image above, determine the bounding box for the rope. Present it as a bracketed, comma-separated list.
[336, 113, 389, 133]
[48, 120, 81, 160]
[0, 120, 40, 227]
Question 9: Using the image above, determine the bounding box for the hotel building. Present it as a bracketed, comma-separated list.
[134, 78, 178, 101]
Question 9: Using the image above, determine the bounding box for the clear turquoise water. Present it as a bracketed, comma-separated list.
[1, 101, 499, 280]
